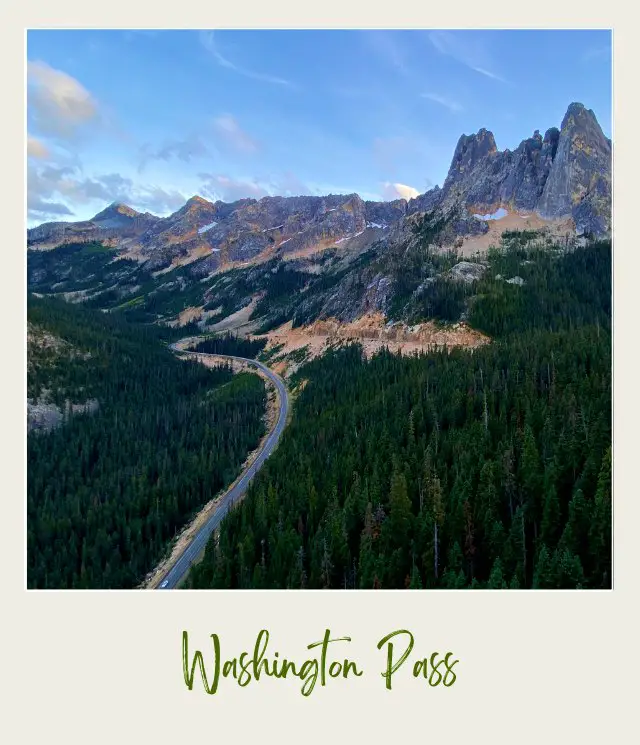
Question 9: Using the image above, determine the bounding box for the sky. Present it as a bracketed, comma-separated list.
[26, 29, 612, 226]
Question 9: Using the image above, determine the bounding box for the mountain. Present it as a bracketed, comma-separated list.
[405, 102, 611, 238]
[27, 101, 612, 592]
[27, 102, 612, 330]
[27, 103, 611, 268]
[118, 192, 409, 272]
[28, 201, 160, 249]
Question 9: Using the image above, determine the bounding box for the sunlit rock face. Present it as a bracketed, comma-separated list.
[406, 102, 610, 237]
[537, 103, 611, 234]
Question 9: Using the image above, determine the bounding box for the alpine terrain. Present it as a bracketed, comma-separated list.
[27, 101, 612, 590]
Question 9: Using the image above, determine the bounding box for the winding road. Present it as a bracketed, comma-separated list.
[153, 342, 289, 589]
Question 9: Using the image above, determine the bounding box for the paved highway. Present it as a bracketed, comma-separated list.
[154, 343, 289, 589]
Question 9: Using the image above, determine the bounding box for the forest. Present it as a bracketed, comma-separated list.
[188, 240, 612, 589]
[26, 236, 612, 590]
[192, 332, 266, 358]
[27, 297, 267, 588]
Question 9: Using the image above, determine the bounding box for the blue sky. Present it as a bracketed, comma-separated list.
[26, 29, 612, 225]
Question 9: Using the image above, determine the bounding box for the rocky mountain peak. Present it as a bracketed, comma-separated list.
[428, 101, 611, 236]
[91, 202, 141, 222]
[538, 102, 611, 233]
[88, 202, 145, 231]
[184, 195, 213, 209]
[561, 102, 596, 131]
[445, 128, 498, 188]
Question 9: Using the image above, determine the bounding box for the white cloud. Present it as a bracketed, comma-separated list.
[199, 31, 296, 88]
[27, 61, 100, 139]
[381, 182, 420, 201]
[213, 114, 260, 154]
[133, 186, 187, 214]
[421, 92, 463, 113]
[28, 197, 74, 220]
[27, 135, 50, 159]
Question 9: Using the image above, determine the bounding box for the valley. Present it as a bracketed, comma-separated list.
[146, 344, 289, 590]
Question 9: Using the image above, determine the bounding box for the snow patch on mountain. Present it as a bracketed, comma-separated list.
[472, 207, 508, 221]
[198, 222, 218, 234]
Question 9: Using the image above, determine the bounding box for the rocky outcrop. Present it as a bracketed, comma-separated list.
[365, 199, 407, 227]
[27, 397, 99, 434]
[448, 261, 487, 283]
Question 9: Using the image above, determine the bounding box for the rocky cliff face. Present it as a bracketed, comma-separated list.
[537, 104, 611, 234]
[407, 102, 611, 237]
[118, 192, 405, 272]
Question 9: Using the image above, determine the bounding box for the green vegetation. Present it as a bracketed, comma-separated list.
[27, 232, 612, 592]
[386, 215, 462, 320]
[188, 241, 611, 590]
[27, 242, 131, 296]
[469, 240, 611, 337]
[501, 229, 543, 244]
[285, 346, 310, 364]
[192, 332, 267, 358]
[249, 265, 309, 322]
[259, 343, 285, 363]
[27, 296, 267, 589]
[28, 242, 230, 325]
[410, 277, 471, 324]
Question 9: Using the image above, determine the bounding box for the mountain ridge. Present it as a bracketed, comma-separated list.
[28, 101, 611, 275]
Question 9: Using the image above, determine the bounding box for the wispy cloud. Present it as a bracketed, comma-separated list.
[421, 92, 463, 113]
[138, 134, 210, 173]
[213, 114, 261, 154]
[582, 45, 611, 63]
[199, 31, 296, 88]
[427, 31, 508, 84]
[199, 172, 269, 202]
[472, 66, 506, 83]
[198, 170, 313, 202]
[137, 114, 260, 173]
[362, 31, 410, 76]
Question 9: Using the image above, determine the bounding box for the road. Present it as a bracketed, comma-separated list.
[153, 343, 289, 589]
